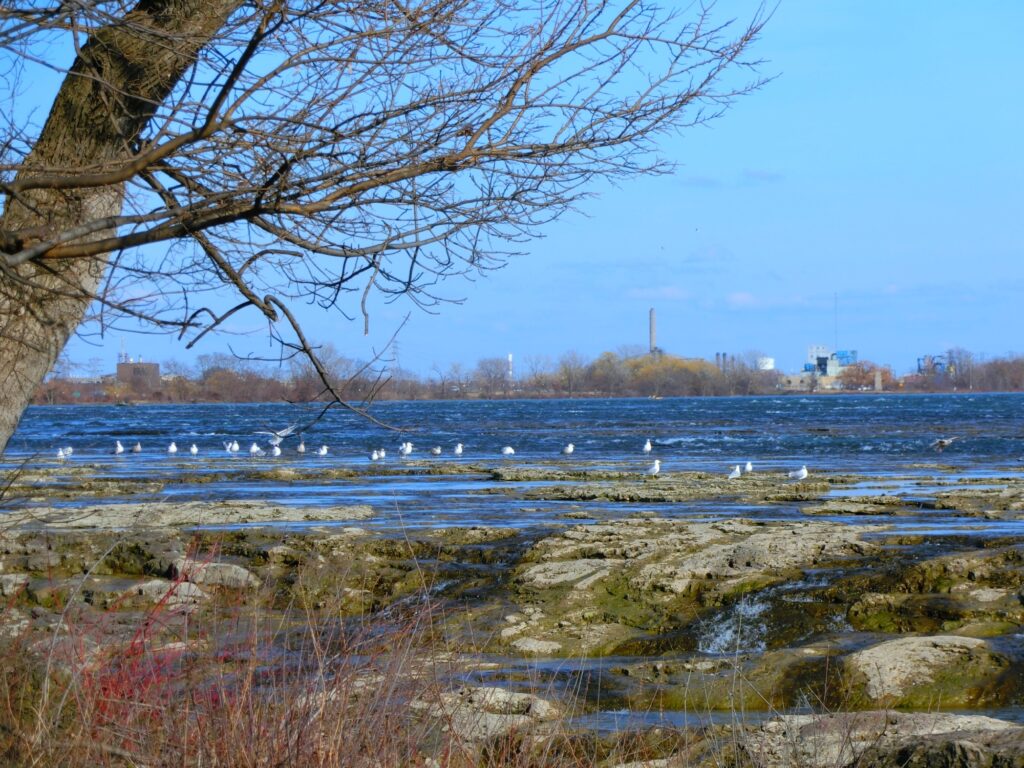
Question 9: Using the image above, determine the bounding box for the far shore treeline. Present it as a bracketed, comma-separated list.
[34, 346, 1024, 405]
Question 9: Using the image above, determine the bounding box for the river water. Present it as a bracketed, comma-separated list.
[8, 393, 1024, 468]
[3, 393, 1023, 532]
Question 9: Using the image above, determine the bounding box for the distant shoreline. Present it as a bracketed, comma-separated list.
[26, 388, 1015, 408]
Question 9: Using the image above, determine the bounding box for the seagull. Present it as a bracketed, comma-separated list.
[378, 448, 386, 459]
[249, 442, 264, 457]
[454, 443, 463, 456]
[501, 446, 515, 456]
[190, 443, 199, 455]
[399, 442, 413, 457]
[132, 442, 142, 453]
[430, 446, 442, 456]
[256, 423, 299, 447]
[296, 440, 306, 454]
[370, 450, 380, 461]
[728, 465, 742, 480]
[56, 448, 66, 461]
[63, 447, 73, 456]
[562, 443, 574, 455]
[271, 445, 282, 457]
[744, 461, 753, 473]
[317, 445, 328, 456]
[930, 437, 959, 453]
[114, 440, 125, 455]
[788, 465, 808, 481]
[231, 440, 240, 453]
[223, 441, 234, 453]
[643, 439, 652, 454]
[645, 459, 661, 476]
[168, 442, 178, 454]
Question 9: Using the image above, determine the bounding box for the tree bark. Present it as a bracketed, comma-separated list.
[0, 0, 241, 453]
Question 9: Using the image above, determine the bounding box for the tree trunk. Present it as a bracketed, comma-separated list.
[0, 0, 241, 453]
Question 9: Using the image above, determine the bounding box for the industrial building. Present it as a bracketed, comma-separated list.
[116, 350, 161, 392]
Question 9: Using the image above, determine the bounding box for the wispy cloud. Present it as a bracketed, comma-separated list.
[726, 291, 759, 308]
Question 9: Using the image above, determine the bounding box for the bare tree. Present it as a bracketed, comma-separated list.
[946, 347, 976, 391]
[473, 356, 508, 398]
[445, 361, 468, 396]
[557, 350, 588, 396]
[430, 364, 451, 399]
[521, 353, 554, 394]
[0, 0, 765, 450]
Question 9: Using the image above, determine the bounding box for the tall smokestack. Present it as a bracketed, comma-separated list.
[649, 308, 656, 353]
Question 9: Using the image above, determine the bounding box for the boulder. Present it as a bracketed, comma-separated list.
[172, 558, 261, 589]
[432, 685, 561, 742]
[844, 635, 1014, 707]
[130, 578, 208, 606]
[744, 712, 1024, 768]
[0, 573, 29, 597]
[511, 637, 563, 655]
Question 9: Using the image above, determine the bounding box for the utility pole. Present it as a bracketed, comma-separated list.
[833, 292, 839, 352]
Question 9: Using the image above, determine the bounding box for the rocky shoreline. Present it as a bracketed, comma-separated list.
[2, 464, 1024, 765]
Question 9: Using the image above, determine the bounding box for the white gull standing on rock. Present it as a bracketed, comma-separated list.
[788, 465, 808, 481]
[645, 459, 660, 476]
[728, 465, 741, 480]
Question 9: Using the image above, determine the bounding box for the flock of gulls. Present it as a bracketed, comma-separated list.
[51, 421, 964, 480]
[47, 422, 828, 481]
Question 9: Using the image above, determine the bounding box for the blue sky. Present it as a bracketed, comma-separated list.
[63, 2, 1024, 376]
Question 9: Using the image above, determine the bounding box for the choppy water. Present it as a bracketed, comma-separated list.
[10, 393, 1024, 467]
[3, 394, 1023, 531]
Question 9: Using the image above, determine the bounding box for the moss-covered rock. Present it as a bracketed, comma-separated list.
[505, 518, 882, 657]
[843, 635, 1023, 708]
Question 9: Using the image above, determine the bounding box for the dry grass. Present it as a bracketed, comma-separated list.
[0, 554, 752, 768]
